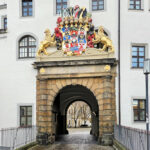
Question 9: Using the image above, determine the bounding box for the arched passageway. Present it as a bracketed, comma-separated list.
[52, 85, 99, 138]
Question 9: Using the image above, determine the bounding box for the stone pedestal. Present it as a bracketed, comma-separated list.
[98, 134, 113, 146]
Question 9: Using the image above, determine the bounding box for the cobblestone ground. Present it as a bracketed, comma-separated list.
[31, 128, 114, 150]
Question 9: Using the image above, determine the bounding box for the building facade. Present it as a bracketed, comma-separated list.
[0, 0, 149, 133]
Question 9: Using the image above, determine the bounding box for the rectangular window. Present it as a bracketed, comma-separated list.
[4, 17, 7, 30]
[20, 106, 32, 127]
[56, 0, 68, 14]
[129, 0, 141, 10]
[133, 99, 146, 121]
[132, 46, 145, 68]
[92, 0, 104, 11]
[22, 0, 33, 17]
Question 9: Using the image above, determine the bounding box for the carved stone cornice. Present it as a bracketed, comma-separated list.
[33, 58, 117, 69]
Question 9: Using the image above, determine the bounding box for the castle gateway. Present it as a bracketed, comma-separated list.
[34, 6, 117, 146]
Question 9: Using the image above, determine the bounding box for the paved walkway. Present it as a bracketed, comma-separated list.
[31, 128, 114, 150]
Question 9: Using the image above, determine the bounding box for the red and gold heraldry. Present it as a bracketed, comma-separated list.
[37, 6, 114, 56]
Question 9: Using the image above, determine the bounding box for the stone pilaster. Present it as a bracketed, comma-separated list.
[98, 76, 116, 146]
[36, 80, 55, 145]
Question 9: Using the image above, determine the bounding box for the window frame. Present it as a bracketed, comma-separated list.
[129, 0, 143, 10]
[3, 17, 7, 30]
[20, 106, 32, 127]
[21, 0, 33, 17]
[56, 0, 68, 15]
[131, 45, 145, 69]
[18, 35, 36, 59]
[92, 0, 104, 11]
[133, 99, 146, 122]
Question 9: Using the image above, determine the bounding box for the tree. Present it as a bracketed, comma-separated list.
[67, 101, 91, 128]
[81, 103, 91, 125]
[70, 102, 82, 128]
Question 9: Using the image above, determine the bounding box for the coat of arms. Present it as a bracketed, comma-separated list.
[37, 6, 114, 56]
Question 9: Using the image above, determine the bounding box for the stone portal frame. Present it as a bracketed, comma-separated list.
[34, 57, 117, 145]
[36, 76, 116, 145]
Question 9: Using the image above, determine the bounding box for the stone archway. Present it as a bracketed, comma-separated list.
[34, 53, 117, 146]
[52, 84, 99, 137]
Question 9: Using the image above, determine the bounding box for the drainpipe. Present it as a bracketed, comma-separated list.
[118, 0, 121, 125]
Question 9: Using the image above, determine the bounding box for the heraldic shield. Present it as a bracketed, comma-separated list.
[62, 27, 87, 55]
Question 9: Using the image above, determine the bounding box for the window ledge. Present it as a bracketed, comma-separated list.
[0, 29, 7, 34]
[19, 16, 34, 19]
[92, 9, 105, 12]
[128, 8, 144, 11]
[134, 121, 146, 123]
[0, 4, 7, 10]
[17, 57, 36, 61]
[131, 67, 143, 70]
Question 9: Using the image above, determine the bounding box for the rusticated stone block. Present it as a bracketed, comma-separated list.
[77, 78, 83, 85]
[96, 94, 103, 101]
[51, 84, 58, 93]
[101, 115, 113, 121]
[100, 110, 114, 116]
[47, 100, 53, 106]
[51, 80, 56, 85]
[37, 111, 52, 117]
[98, 99, 103, 105]
[93, 88, 101, 96]
[103, 82, 112, 88]
[39, 106, 52, 111]
[86, 78, 93, 89]
[103, 99, 112, 104]
[82, 79, 88, 86]
[38, 122, 48, 127]
[66, 79, 72, 85]
[103, 103, 112, 110]
[37, 100, 47, 105]
[40, 95, 48, 100]
[56, 80, 63, 89]
[48, 90, 56, 97]
[71, 79, 77, 85]
[60, 79, 66, 87]
[48, 95, 54, 101]
[38, 127, 47, 133]
[103, 92, 112, 99]
[38, 116, 52, 122]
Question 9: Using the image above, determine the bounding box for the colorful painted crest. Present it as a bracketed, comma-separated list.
[37, 6, 115, 57]
[62, 27, 86, 55]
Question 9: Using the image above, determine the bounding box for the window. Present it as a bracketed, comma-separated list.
[133, 99, 146, 121]
[20, 106, 32, 126]
[129, 0, 142, 10]
[92, 0, 104, 11]
[19, 35, 36, 58]
[132, 46, 145, 68]
[22, 0, 33, 17]
[56, 0, 67, 14]
[3, 17, 7, 30]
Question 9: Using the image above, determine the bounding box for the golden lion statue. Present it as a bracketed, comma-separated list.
[37, 29, 56, 56]
[93, 26, 114, 53]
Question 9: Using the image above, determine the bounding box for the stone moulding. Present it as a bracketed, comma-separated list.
[33, 58, 117, 68]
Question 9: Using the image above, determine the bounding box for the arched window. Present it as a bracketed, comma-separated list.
[19, 35, 36, 58]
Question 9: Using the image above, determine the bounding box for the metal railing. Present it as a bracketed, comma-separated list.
[0, 126, 36, 150]
[114, 124, 150, 150]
